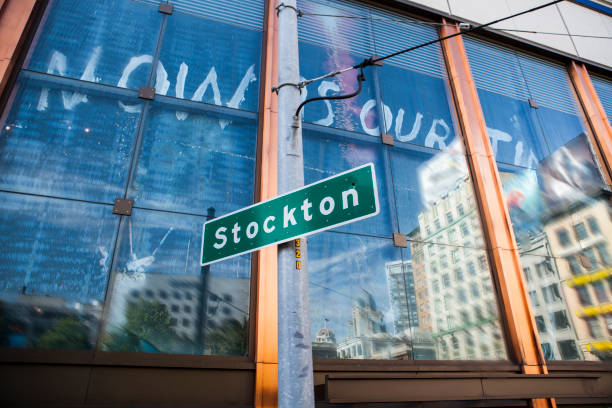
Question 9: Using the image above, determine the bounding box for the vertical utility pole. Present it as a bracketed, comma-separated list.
[277, 1, 315, 407]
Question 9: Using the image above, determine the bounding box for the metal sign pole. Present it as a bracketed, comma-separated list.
[277, 0, 315, 406]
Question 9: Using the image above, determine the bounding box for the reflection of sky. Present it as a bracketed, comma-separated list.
[116, 208, 251, 281]
[308, 232, 402, 341]
[0, 192, 117, 302]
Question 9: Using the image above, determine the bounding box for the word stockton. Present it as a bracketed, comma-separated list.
[201, 163, 379, 265]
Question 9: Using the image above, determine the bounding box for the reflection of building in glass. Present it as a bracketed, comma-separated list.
[518, 232, 582, 360]
[408, 230, 431, 332]
[385, 260, 418, 334]
[419, 177, 505, 360]
[336, 289, 396, 359]
[0, 294, 101, 349]
[386, 259, 437, 360]
[312, 323, 337, 359]
[108, 272, 249, 352]
[543, 194, 612, 361]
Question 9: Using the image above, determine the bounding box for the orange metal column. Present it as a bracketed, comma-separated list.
[439, 22, 553, 408]
[253, 0, 278, 407]
[0, 0, 37, 96]
[569, 62, 612, 184]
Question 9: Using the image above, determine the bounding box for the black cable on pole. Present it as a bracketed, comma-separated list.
[294, 68, 365, 117]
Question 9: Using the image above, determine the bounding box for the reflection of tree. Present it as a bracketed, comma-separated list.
[206, 317, 248, 356]
[104, 299, 175, 353]
[35, 316, 90, 350]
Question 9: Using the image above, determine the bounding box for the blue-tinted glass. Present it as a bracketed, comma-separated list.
[128, 103, 256, 215]
[467, 37, 612, 361]
[299, 43, 379, 133]
[141, 0, 264, 30]
[475, 90, 546, 168]
[391, 142, 484, 248]
[0, 192, 117, 349]
[381, 64, 458, 148]
[102, 208, 251, 355]
[158, 12, 261, 111]
[308, 232, 407, 359]
[28, 0, 160, 89]
[0, 77, 140, 203]
[297, 0, 378, 133]
[517, 55, 588, 154]
[372, 17, 456, 148]
[303, 129, 392, 236]
[591, 75, 612, 123]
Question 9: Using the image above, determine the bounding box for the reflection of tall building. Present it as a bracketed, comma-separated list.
[409, 228, 431, 332]
[336, 289, 395, 359]
[385, 260, 417, 334]
[519, 233, 582, 360]
[419, 177, 505, 360]
[109, 272, 249, 346]
[543, 194, 612, 361]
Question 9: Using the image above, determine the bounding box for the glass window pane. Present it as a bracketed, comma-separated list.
[309, 233, 407, 360]
[0, 192, 118, 350]
[28, 0, 161, 89]
[128, 103, 256, 215]
[391, 143, 484, 248]
[465, 37, 612, 361]
[157, 12, 261, 111]
[102, 208, 251, 355]
[297, 0, 379, 133]
[303, 129, 392, 236]
[1, 76, 141, 203]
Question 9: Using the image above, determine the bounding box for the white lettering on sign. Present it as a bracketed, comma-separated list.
[263, 216, 276, 233]
[319, 196, 335, 215]
[341, 188, 358, 209]
[301, 198, 313, 221]
[283, 205, 297, 228]
[214, 226, 227, 249]
[246, 221, 258, 239]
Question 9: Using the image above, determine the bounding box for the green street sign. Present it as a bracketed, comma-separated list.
[200, 163, 379, 265]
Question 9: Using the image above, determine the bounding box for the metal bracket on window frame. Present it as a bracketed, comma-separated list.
[139, 86, 155, 100]
[393, 233, 407, 248]
[158, 3, 173, 15]
[382, 133, 395, 146]
[113, 198, 134, 216]
[528, 98, 539, 109]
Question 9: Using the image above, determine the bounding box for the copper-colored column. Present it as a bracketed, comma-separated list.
[0, 0, 37, 96]
[569, 61, 612, 185]
[439, 21, 554, 408]
[253, 0, 279, 406]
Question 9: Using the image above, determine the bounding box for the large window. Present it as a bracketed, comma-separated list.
[0, 0, 262, 355]
[299, 0, 507, 361]
[464, 36, 612, 361]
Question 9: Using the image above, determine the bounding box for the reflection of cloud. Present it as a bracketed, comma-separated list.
[340, 143, 377, 169]
[309, 238, 387, 273]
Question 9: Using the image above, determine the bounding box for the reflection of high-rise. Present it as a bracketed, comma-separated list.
[108, 272, 249, 353]
[336, 289, 395, 359]
[385, 260, 418, 334]
[409, 229, 431, 332]
[518, 232, 582, 360]
[543, 194, 612, 361]
[419, 177, 505, 360]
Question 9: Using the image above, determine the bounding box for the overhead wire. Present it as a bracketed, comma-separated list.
[293, 0, 566, 87]
[289, 0, 567, 116]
